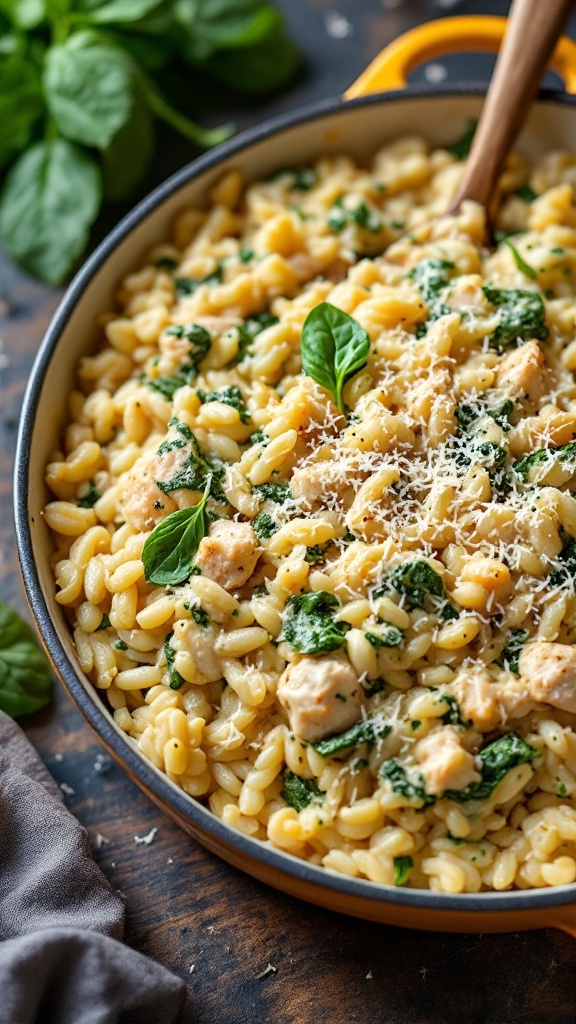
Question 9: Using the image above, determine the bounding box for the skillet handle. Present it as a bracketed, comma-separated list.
[345, 15, 576, 99]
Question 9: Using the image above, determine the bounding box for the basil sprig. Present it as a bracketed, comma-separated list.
[0, 602, 53, 717]
[141, 479, 210, 585]
[300, 302, 370, 413]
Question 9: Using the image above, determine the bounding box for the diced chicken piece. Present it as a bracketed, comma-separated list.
[172, 618, 222, 683]
[277, 653, 364, 743]
[519, 641, 576, 713]
[492, 677, 536, 721]
[121, 437, 194, 532]
[452, 666, 501, 733]
[496, 340, 546, 400]
[291, 459, 354, 510]
[195, 520, 258, 591]
[415, 726, 481, 797]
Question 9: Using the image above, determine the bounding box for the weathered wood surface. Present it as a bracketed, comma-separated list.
[3, 1, 576, 1020]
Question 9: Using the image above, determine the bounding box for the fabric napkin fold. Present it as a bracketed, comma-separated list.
[0, 710, 186, 1024]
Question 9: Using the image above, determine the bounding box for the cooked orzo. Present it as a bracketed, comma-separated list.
[44, 133, 576, 892]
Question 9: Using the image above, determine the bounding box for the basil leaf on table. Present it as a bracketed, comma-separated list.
[179, 0, 282, 61]
[44, 35, 134, 149]
[80, 0, 166, 25]
[0, 602, 52, 717]
[142, 479, 211, 585]
[0, 56, 43, 168]
[0, 0, 45, 29]
[300, 302, 370, 413]
[0, 138, 101, 285]
[102, 84, 154, 201]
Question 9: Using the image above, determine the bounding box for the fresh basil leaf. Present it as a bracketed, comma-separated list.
[300, 301, 369, 413]
[0, 56, 43, 168]
[141, 479, 210, 585]
[194, 18, 300, 93]
[102, 83, 154, 201]
[0, 0, 45, 28]
[0, 602, 52, 717]
[82, 0, 165, 24]
[44, 35, 134, 149]
[177, 0, 282, 61]
[0, 138, 101, 285]
[504, 238, 537, 280]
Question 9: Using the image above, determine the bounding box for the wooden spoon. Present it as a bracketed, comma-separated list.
[448, 0, 574, 231]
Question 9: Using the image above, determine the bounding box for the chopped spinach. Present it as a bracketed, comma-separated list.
[147, 323, 211, 398]
[250, 429, 268, 446]
[380, 759, 435, 807]
[253, 481, 291, 503]
[155, 257, 178, 271]
[156, 425, 224, 502]
[281, 770, 322, 812]
[445, 733, 537, 803]
[408, 258, 455, 331]
[114, 640, 129, 651]
[253, 513, 279, 540]
[267, 167, 316, 190]
[446, 120, 476, 160]
[393, 855, 413, 886]
[164, 632, 184, 690]
[482, 285, 548, 351]
[375, 560, 447, 611]
[305, 544, 330, 565]
[283, 590, 349, 654]
[235, 311, 279, 362]
[437, 693, 471, 728]
[196, 384, 250, 423]
[549, 536, 576, 588]
[77, 480, 100, 508]
[514, 441, 576, 483]
[497, 629, 529, 675]
[365, 626, 403, 649]
[96, 613, 111, 630]
[313, 720, 391, 758]
[328, 196, 382, 234]
[456, 399, 514, 433]
[454, 440, 508, 473]
[174, 264, 223, 297]
[191, 607, 210, 628]
[514, 185, 538, 203]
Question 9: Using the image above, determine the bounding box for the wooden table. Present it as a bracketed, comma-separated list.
[3, 1, 576, 1020]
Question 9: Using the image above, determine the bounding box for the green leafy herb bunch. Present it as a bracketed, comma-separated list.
[0, 0, 300, 284]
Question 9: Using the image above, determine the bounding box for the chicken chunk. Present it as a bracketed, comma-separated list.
[452, 666, 501, 733]
[121, 436, 195, 532]
[496, 340, 546, 400]
[415, 726, 481, 797]
[277, 653, 364, 743]
[519, 641, 576, 713]
[195, 520, 258, 590]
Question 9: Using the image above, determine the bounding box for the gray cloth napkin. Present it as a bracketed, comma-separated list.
[0, 711, 186, 1024]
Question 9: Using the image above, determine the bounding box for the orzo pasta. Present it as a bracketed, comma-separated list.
[45, 136, 576, 892]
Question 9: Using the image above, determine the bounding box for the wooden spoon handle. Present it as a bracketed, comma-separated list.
[448, 0, 574, 215]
